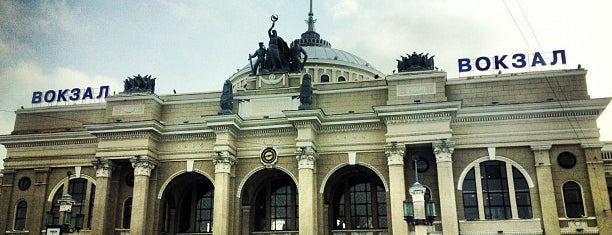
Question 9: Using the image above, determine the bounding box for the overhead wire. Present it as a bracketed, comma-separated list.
[505, 0, 593, 145]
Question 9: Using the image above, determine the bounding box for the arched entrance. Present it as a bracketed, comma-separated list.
[160, 172, 214, 234]
[324, 165, 388, 233]
[240, 169, 298, 234]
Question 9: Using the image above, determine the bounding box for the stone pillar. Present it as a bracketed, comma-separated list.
[91, 158, 115, 235]
[129, 156, 157, 235]
[32, 168, 50, 233]
[212, 151, 236, 235]
[0, 169, 15, 233]
[531, 145, 560, 235]
[296, 146, 318, 235]
[409, 182, 428, 235]
[582, 144, 612, 234]
[385, 143, 408, 235]
[432, 140, 459, 234]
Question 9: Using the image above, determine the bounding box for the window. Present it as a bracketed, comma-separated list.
[461, 160, 532, 220]
[14, 201, 27, 230]
[254, 179, 298, 231]
[338, 76, 346, 82]
[195, 190, 214, 232]
[123, 197, 132, 228]
[332, 176, 387, 229]
[563, 181, 585, 218]
[321, 74, 330, 83]
[48, 178, 95, 228]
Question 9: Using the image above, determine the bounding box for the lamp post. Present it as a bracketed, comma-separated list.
[403, 156, 437, 234]
[46, 194, 83, 234]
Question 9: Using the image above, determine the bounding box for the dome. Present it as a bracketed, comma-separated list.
[302, 46, 373, 68]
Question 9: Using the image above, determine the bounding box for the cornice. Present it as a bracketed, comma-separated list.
[284, 109, 325, 130]
[0, 132, 97, 148]
[374, 101, 461, 124]
[85, 120, 164, 141]
[446, 69, 587, 85]
[453, 98, 610, 124]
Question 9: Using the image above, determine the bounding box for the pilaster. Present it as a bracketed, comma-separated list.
[582, 144, 612, 234]
[0, 169, 16, 233]
[212, 151, 236, 235]
[129, 156, 158, 235]
[384, 142, 408, 235]
[432, 139, 459, 234]
[296, 146, 318, 235]
[531, 145, 560, 235]
[91, 158, 115, 235]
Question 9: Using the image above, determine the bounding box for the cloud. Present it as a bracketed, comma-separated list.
[328, 0, 360, 19]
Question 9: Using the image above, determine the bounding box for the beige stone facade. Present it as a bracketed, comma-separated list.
[1, 64, 611, 235]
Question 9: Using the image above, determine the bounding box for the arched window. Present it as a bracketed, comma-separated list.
[14, 201, 27, 230]
[461, 160, 532, 220]
[254, 179, 298, 231]
[122, 197, 133, 228]
[48, 178, 96, 229]
[321, 74, 330, 83]
[563, 181, 585, 218]
[195, 190, 214, 232]
[338, 76, 346, 82]
[331, 171, 387, 230]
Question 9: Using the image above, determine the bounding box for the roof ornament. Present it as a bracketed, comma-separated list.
[291, 0, 331, 48]
[396, 52, 435, 72]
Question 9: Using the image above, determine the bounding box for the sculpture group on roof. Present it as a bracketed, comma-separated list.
[123, 74, 156, 94]
[249, 15, 308, 76]
[397, 52, 435, 72]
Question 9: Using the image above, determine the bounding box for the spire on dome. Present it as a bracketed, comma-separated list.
[291, 0, 331, 48]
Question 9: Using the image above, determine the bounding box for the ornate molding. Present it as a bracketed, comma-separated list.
[433, 139, 455, 163]
[385, 142, 405, 166]
[160, 133, 215, 142]
[3, 139, 98, 148]
[239, 127, 296, 138]
[296, 146, 318, 170]
[453, 110, 599, 124]
[382, 112, 454, 124]
[319, 122, 384, 133]
[92, 158, 115, 178]
[130, 156, 158, 176]
[212, 151, 237, 173]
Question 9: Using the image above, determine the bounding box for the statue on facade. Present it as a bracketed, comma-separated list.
[218, 80, 233, 115]
[289, 43, 308, 73]
[267, 17, 291, 72]
[396, 52, 435, 72]
[249, 42, 267, 76]
[298, 73, 313, 110]
[123, 74, 156, 94]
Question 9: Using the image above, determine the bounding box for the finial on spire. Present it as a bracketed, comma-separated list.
[290, 0, 331, 48]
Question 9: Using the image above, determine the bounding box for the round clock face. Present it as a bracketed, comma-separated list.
[557, 152, 577, 169]
[414, 158, 429, 173]
[260, 147, 277, 164]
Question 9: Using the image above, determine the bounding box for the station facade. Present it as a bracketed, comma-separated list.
[1, 7, 612, 235]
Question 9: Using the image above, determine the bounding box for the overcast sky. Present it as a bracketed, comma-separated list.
[1, 0, 611, 165]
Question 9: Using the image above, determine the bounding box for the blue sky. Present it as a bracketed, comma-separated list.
[1, 0, 611, 164]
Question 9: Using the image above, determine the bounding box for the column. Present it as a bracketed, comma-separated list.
[582, 144, 612, 234]
[433, 140, 459, 234]
[296, 146, 318, 235]
[0, 169, 15, 232]
[531, 145, 560, 235]
[410, 182, 428, 235]
[91, 158, 115, 235]
[129, 156, 157, 235]
[385, 143, 408, 235]
[212, 151, 236, 235]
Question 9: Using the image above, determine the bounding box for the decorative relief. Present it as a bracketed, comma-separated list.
[385, 142, 405, 166]
[319, 123, 384, 133]
[130, 156, 158, 176]
[212, 151, 237, 173]
[112, 104, 145, 116]
[433, 139, 455, 163]
[382, 112, 453, 124]
[453, 110, 598, 123]
[92, 158, 115, 178]
[396, 83, 436, 96]
[295, 146, 318, 169]
[260, 146, 278, 168]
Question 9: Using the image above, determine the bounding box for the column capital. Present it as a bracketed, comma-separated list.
[385, 142, 405, 165]
[92, 158, 115, 178]
[130, 156, 158, 176]
[296, 146, 318, 169]
[213, 151, 237, 173]
[433, 139, 455, 162]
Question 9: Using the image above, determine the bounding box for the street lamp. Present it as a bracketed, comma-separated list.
[403, 155, 437, 234]
[46, 194, 83, 234]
